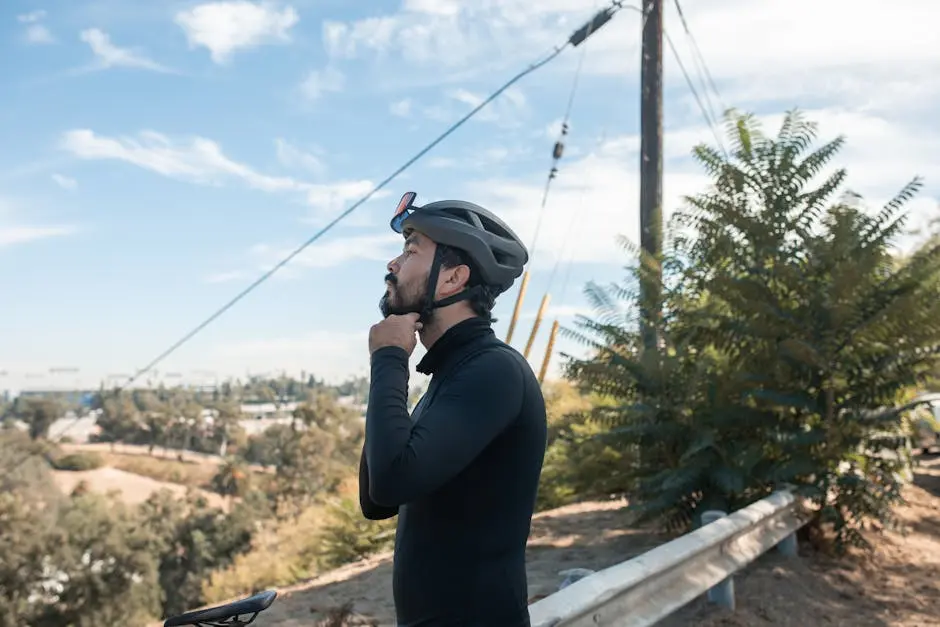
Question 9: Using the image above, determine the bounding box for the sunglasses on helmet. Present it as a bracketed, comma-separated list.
[390, 191, 418, 233]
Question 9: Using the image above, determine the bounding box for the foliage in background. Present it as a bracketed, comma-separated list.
[0, 385, 364, 624]
[318, 498, 397, 569]
[565, 109, 940, 551]
[201, 505, 326, 603]
[536, 381, 627, 510]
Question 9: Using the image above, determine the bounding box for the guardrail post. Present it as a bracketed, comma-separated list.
[700, 510, 735, 610]
[773, 485, 798, 557]
[776, 531, 798, 557]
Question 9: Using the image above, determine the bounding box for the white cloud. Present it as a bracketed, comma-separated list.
[51, 173, 77, 190]
[79, 28, 173, 73]
[390, 98, 412, 117]
[446, 85, 527, 125]
[387, 86, 526, 125]
[319, 0, 940, 119]
[0, 198, 76, 248]
[299, 67, 345, 101]
[18, 9, 54, 44]
[469, 106, 940, 270]
[25, 24, 55, 44]
[0, 225, 75, 247]
[61, 128, 303, 192]
[175, 1, 299, 64]
[17, 10, 47, 23]
[426, 156, 457, 168]
[249, 231, 401, 273]
[303, 180, 382, 215]
[420, 145, 532, 171]
[274, 138, 325, 176]
[403, 0, 461, 16]
[59, 128, 381, 217]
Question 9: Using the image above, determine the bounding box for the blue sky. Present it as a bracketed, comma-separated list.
[2, 0, 938, 392]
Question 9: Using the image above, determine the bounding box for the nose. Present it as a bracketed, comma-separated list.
[387, 257, 400, 274]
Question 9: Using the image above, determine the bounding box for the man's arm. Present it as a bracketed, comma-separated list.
[358, 446, 398, 520]
[365, 345, 524, 507]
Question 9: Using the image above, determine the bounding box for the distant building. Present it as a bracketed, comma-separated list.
[16, 389, 97, 408]
[239, 401, 299, 420]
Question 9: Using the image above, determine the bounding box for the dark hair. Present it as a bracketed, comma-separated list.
[437, 244, 500, 323]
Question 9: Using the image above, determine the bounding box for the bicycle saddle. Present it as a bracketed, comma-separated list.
[163, 590, 277, 627]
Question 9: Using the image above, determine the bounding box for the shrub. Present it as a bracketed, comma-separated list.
[52, 451, 104, 471]
[202, 505, 326, 604]
[318, 498, 396, 569]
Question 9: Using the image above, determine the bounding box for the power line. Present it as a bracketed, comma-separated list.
[672, 0, 726, 116]
[503, 1, 606, 348]
[527, 8, 594, 265]
[4, 0, 630, 466]
[663, 28, 725, 155]
[557, 131, 609, 307]
[119, 0, 628, 395]
[615, 4, 725, 155]
[533, 40, 600, 292]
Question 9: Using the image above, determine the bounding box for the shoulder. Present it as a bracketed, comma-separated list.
[451, 342, 526, 388]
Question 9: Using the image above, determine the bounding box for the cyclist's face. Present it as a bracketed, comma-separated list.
[380, 231, 433, 318]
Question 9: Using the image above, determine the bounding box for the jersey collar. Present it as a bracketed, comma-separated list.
[416, 317, 494, 375]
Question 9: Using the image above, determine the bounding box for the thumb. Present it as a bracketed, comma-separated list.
[404, 312, 421, 323]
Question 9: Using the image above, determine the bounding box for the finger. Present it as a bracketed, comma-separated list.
[415, 322, 424, 331]
[404, 312, 421, 322]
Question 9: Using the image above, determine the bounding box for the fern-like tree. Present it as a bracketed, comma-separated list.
[565, 109, 940, 550]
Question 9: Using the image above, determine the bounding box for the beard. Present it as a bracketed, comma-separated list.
[379, 272, 427, 318]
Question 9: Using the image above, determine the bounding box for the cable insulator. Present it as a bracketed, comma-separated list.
[569, 6, 616, 47]
[549, 167, 559, 179]
[552, 142, 565, 160]
[561, 122, 569, 135]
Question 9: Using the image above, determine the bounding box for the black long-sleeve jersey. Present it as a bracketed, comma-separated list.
[359, 317, 547, 626]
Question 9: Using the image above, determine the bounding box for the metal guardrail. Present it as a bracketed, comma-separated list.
[528, 490, 807, 627]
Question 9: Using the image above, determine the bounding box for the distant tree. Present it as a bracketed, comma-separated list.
[138, 491, 257, 617]
[31, 493, 162, 627]
[12, 398, 61, 440]
[211, 458, 250, 502]
[95, 392, 141, 446]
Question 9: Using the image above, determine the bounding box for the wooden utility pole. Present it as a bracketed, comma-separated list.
[639, 0, 664, 352]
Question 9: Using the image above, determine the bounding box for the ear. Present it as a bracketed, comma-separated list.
[436, 264, 471, 299]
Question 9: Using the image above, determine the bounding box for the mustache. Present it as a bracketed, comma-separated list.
[384, 273, 398, 286]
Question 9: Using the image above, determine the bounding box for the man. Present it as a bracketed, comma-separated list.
[361, 192, 548, 626]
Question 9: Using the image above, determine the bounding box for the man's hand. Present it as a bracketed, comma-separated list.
[369, 313, 423, 355]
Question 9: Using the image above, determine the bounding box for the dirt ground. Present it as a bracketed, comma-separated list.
[63, 441, 228, 465]
[53, 466, 228, 509]
[661, 454, 940, 627]
[250, 456, 940, 627]
[259, 498, 665, 626]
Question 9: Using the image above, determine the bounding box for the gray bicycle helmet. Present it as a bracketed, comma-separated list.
[389, 192, 528, 319]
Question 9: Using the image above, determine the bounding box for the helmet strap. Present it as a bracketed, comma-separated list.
[419, 247, 482, 324]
